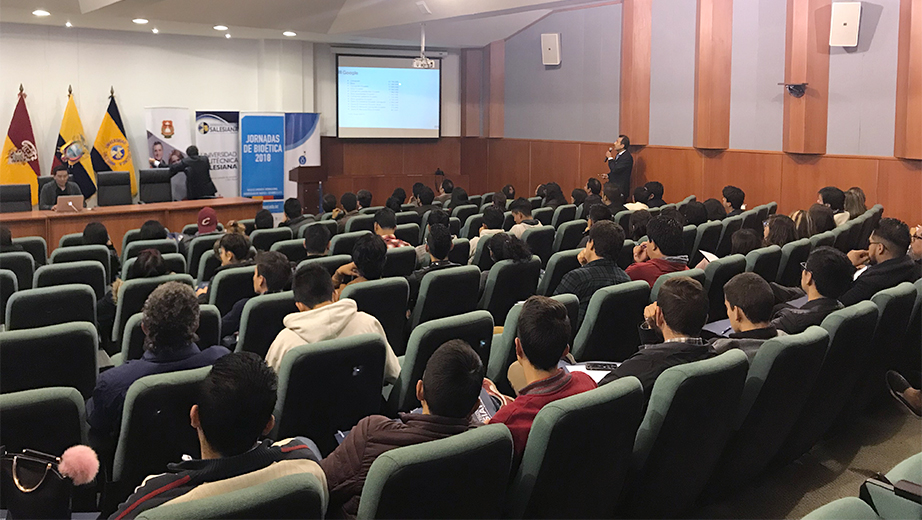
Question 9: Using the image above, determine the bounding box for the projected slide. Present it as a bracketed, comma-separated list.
[337, 55, 440, 138]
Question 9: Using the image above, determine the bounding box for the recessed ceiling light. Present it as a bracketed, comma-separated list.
[65, 21, 73, 27]
[132, 18, 148, 24]
[225, 33, 231, 39]
[213, 25, 227, 31]
[32, 9, 50, 17]
[152, 28, 159, 34]
[283, 31, 296, 37]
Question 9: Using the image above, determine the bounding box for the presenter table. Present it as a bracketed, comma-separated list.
[0, 197, 263, 254]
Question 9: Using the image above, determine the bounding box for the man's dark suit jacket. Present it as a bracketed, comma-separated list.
[607, 150, 633, 198]
[169, 155, 217, 200]
[839, 255, 919, 307]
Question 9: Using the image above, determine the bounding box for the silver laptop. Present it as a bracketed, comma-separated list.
[54, 195, 84, 212]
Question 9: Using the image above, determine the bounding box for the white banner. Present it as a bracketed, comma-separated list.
[144, 107, 192, 201]
[195, 111, 239, 198]
[284, 113, 321, 212]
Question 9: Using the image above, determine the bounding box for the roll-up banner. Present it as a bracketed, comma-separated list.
[240, 113, 285, 214]
[195, 111, 239, 198]
[144, 107, 192, 201]
[283, 113, 321, 211]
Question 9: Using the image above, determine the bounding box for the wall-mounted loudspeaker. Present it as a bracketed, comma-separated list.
[829, 2, 861, 47]
[541, 33, 560, 66]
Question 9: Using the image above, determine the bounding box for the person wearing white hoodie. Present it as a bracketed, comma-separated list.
[265, 264, 401, 383]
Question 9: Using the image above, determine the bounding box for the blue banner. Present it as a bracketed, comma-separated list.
[240, 114, 285, 212]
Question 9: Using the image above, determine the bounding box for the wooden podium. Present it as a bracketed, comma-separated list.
[289, 166, 327, 214]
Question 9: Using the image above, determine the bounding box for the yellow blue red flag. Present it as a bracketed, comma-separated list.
[92, 93, 137, 195]
[53, 91, 96, 198]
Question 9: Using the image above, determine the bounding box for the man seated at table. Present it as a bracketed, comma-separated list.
[39, 164, 83, 210]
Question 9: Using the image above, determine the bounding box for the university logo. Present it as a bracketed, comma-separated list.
[198, 122, 210, 135]
[298, 155, 307, 165]
[7, 140, 37, 165]
[110, 145, 126, 162]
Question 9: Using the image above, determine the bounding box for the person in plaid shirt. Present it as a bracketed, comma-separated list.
[374, 207, 411, 249]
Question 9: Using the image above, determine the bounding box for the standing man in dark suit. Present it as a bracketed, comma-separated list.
[604, 134, 633, 199]
[169, 145, 217, 200]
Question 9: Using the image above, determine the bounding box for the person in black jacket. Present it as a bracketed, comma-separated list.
[604, 134, 633, 198]
[221, 251, 292, 342]
[406, 224, 459, 311]
[82, 222, 120, 284]
[168, 145, 217, 200]
[840, 218, 919, 306]
[770, 246, 853, 334]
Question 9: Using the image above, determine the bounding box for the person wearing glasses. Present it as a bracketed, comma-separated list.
[909, 225, 922, 265]
[839, 218, 919, 307]
[769, 246, 854, 335]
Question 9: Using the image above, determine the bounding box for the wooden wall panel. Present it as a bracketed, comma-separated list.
[894, 0, 922, 160]
[694, 0, 733, 149]
[487, 139, 531, 197]
[878, 159, 922, 225]
[461, 138, 490, 194]
[461, 49, 484, 138]
[530, 141, 581, 195]
[620, 0, 653, 145]
[484, 40, 505, 138]
[579, 142, 615, 188]
[403, 138, 462, 176]
[633, 147, 704, 203]
[783, 0, 832, 154]
[701, 150, 784, 208]
[780, 154, 879, 216]
[340, 142, 404, 176]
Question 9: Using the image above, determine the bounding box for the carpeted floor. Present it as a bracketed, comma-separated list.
[694, 399, 922, 519]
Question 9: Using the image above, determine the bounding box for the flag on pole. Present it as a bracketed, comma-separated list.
[92, 89, 137, 195]
[52, 88, 96, 198]
[1, 86, 40, 205]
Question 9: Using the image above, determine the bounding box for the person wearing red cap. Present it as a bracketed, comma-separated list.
[179, 207, 223, 257]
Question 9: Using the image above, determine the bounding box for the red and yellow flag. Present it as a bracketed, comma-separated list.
[0, 89, 40, 205]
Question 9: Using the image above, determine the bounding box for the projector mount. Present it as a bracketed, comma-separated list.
[413, 24, 436, 69]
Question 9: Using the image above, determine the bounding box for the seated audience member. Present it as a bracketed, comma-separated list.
[844, 190, 866, 220]
[391, 187, 407, 204]
[491, 191, 508, 211]
[321, 341, 483, 518]
[731, 228, 762, 256]
[483, 233, 533, 291]
[303, 224, 331, 259]
[625, 186, 650, 211]
[447, 187, 469, 210]
[763, 214, 797, 248]
[83, 221, 120, 284]
[817, 186, 849, 226]
[578, 203, 614, 248]
[280, 198, 313, 235]
[110, 352, 324, 520]
[710, 273, 783, 360]
[39, 164, 83, 210]
[681, 200, 708, 226]
[703, 198, 727, 221]
[502, 184, 516, 201]
[659, 206, 686, 227]
[0, 226, 23, 253]
[582, 194, 603, 214]
[571, 188, 588, 207]
[489, 296, 596, 457]
[911, 225, 922, 267]
[415, 208, 451, 264]
[771, 246, 852, 334]
[542, 183, 567, 210]
[414, 186, 438, 217]
[179, 207, 222, 256]
[332, 234, 387, 300]
[265, 264, 399, 381]
[254, 209, 274, 231]
[435, 178, 454, 204]
[88, 282, 231, 441]
[97, 249, 169, 343]
[555, 221, 630, 326]
[225, 220, 247, 236]
[356, 189, 373, 210]
[629, 209, 652, 241]
[790, 209, 810, 239]
[599, 277, 712, 395]
[409, 182, 426, 205]
[322, 193, 338, 215]
[644, 181, 666, 208]
[535, 184, 547, 199]
[808, 203, 837, 235]
[886, 371, 922, 418]
[722, 185, 746, 217]
[373, 208, 410, 249]
[586, 178, 602, 199]
[602, 182, 627, 215]
[626, 216, 689, 287]
[385, 196, 402, 213]
[509, 198, 541, 239]
[139, 219, 168, 240]
[221, 251, 292, 339]
[197, 233, 254, 302]
[407, 224, 458, 310]
[469, 207, 505, 263]
[840, 218, 919, 306]
[335, 192, 360, 233]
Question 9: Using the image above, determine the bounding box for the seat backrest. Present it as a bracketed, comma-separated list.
[120, 228, 143, 255]
[113, 274, 194, 343]
[236, 291, 299, 358]
[537, 249, 581, 296]
[58, 233, 85, 248]
[273, 333, 387, 456]
[468, 195, 483, 208]
[12, 236, 47, 267]
[710, 326, 829, 493]
[832, 222, 853, 253]
[745, 245, 782, 283]
[357, 424, 514, 520]
[341, 278, 410, 356]
[50, 244, 110, 283]
[451, 204, 479, 225]
[532, 206, 554, 226]
[395, 211, 421, 227]
[112, 367, 210, 493]
[691, 220, 723, 266]
[345, 214, 376, 234]
[857, 283, 919, 403]
[0, 322, 98, 399]
[472, 232, 496, 271]
[507, 378, 646, 519]
[618, 239, 636, 270]
[716, 215, 744, 257]
[741, 209, 762, 232]
[394, 223, 420, 246]
[704, 254, 747, 321]
[681, 224, 698, 259]
[461, 214, 484, 240]
[0, 387, 87, 457]
[551, 204, 577, 228]
[6, 284, 95, 330]
[250, 228, 292, 252]
[0, 269, 16, 326]
[382, 246, 417, 278]
[186, 234, 222, 277]
[479, 257, 541, 324]
[628, 350, 749, 518]
[270, 238, 308, 263]
[448, 238, 471, 266]
[330, 230, 372, 256]
[809, 230, 835, 250]
[196, 250, 222, 282]
[0, 184, 32, 212]
[300, 219, 338, 239]
[209, 265, 257, 315]
[650, 268, 705, 303]
[522, 226, 555, 267]
[296, 254, 352, 276]
[33, 260, 106, 300]
[123, 238, 179, 262]
[553, 219, 587, 253]
[572, 280, 650, 362]
[138, 169, 172, 204]
[408, 265, 481, 329]
[776, 238, 812, 287]
[135, 472, 326, 520]
[614, 210, 632, 232]
[503, 211, 515, 231]
[96, 171, 133, 206]
[528, 196, 543, 209]
[120, 305, 222, 363]
[390, 310, 494, 413]
[0, 251, 35, 290]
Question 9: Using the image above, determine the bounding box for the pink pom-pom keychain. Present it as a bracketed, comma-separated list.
[57, 445, 99, 486]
